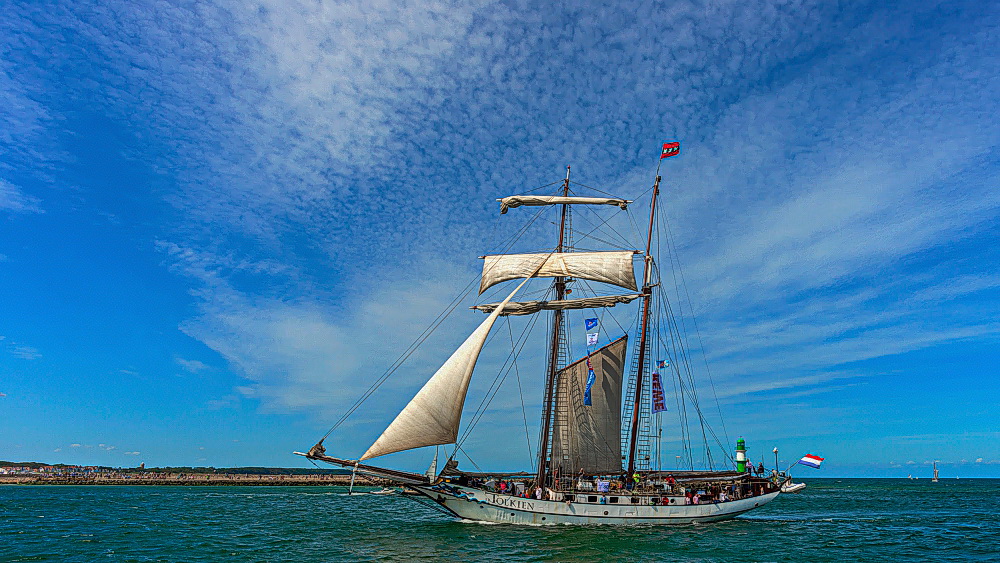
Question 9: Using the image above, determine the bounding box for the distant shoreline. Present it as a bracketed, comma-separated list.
[0, 474, 393, 486]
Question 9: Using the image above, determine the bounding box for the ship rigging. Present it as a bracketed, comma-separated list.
[298, 144, 799, 524]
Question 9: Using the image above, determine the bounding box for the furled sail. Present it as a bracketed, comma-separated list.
[499, 195, 630, 214]
[471, 294, 643, 316]
[480, 251, 638, 294]
[361, 270, 539, 461]
[550, 336, 628, 475]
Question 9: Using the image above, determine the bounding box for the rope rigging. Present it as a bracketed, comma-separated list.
[317, 203, 551, 442]
[661, 208, 732, 455]
[507, 318, 536, 472]
[314, 168, 737, 477]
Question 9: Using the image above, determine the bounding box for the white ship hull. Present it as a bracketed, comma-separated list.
[415, 484, 781, 525]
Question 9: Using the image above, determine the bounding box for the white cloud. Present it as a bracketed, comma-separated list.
[9, 344, 41, 360]
[7, 0, 999, 467]
[176, 358, 209, 373]
[131, 3, 1000, 449]
[633, 18, 1000, 404]
[0, 179, 42, 214]
[0, 50, 63, 178]
[168, 240, 482, 415]
[205, 395, 238, 410]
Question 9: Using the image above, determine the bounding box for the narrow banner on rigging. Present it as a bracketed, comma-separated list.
[651, 371, 667, 413]
[583, 355, 596, 406]
[583, 317, 599, 406]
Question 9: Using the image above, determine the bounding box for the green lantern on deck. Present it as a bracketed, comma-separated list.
[736, 438, 747, 473]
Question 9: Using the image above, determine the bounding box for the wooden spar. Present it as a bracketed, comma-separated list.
[626, 173, 661, 475]
[535, 166, 571, 489]
[294, 451, 429, 484]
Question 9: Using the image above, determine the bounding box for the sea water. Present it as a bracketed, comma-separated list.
[1, 479, 997, 562]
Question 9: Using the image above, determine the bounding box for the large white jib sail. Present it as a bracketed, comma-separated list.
[360, 269, 540, 461]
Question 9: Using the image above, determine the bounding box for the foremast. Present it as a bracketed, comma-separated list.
[535, 166, 571, 489]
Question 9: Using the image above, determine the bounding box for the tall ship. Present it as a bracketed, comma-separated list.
[298, 144, 799, 524]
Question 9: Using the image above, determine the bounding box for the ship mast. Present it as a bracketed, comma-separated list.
[535, 166, 571, 489]
[626, 171, 661, 475]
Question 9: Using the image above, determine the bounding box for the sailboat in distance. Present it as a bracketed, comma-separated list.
[932, 461, 939, 482]
[298, 144, 798, 524]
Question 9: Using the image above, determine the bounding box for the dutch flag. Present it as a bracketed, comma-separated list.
[798, 454, 825, 469]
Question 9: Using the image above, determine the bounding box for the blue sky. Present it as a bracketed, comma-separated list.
[1, 0, 998, 477]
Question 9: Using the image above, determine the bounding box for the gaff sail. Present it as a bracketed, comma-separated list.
[550, 336, 628, 475]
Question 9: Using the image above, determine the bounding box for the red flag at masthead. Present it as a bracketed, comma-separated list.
[660, 141, 680, 159]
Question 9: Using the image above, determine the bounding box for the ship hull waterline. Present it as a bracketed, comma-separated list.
[414, 483, 781, 525]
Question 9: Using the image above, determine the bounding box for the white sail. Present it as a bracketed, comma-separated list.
[426, 448, 439, 481]
[471, 293, 643, 316]
[480, 251, 638, 294]
[361, 274, 538, 461]
[499, 195, 630, 214]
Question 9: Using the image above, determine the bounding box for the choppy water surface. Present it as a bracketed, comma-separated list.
[2, 479, 997, 562]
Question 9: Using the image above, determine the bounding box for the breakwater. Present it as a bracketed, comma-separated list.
[0, 474, 393, 486]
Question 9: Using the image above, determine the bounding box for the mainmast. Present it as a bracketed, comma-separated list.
[535, 166, 571, 489]
[626, 172, 661, 475]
